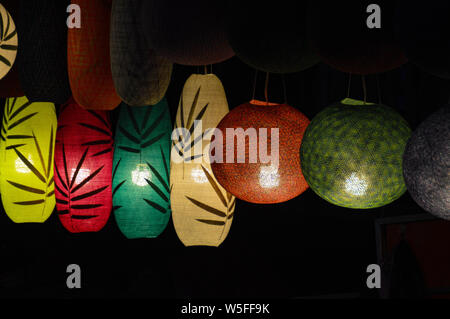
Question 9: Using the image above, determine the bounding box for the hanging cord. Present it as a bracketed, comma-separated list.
[282, 74, 288, 104]
[376, 74, 382, 104]
[347, 73, 352, 98]
[210, 64, 213, 75]
[264, 72, 270, 103]
[252, 69, 258, 101]
[204, 65, 208, 75]
[362, 75, 367, 103]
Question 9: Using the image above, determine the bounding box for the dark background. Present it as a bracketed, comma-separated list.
[0, 55, 449, 298]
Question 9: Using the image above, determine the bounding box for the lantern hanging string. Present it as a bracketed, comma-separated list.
[252, 69, 258, 100]
[264, 72, 269, 103]
[362, 75, 367, 103]
[204, 65, 208, 74]
[376, 74, 382, 104]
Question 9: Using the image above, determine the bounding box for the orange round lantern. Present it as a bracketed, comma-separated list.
[67, 0, 120, 110]
[210, 100, 310, 204]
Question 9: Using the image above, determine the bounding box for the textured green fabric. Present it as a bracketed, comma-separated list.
[112, 99, 172, 238]
[300, 98, 411, 209]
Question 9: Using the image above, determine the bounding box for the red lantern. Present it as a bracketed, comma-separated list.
[211, 99, 310, 204]
[54, 98, 113, 232]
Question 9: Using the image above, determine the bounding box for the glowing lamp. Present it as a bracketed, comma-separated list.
[171, 74, 235, 247]
[403, 106, 450, 218]
[0, 96, 56, 223]
[112, 99, 172, 239]
[211, 100, 310, 204]
[54, 98, 113, 233]
[0, 3, 18, 80]
[68, 0, 121, 110]
[140, 1, 234, 66]
[300, 98, 411, 209]
[110, 0, 173, 106]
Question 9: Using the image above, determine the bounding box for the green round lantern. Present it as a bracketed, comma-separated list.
[300, 98, 411, 209]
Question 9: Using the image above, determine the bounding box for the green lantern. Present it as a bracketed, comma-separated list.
[112, 99, 172, 238]
[300, 98, 411, 209]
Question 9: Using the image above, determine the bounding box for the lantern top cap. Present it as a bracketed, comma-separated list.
[249, 99, 281, 106]
[341, 98, 376, 106]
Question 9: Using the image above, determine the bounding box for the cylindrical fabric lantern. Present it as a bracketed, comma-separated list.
[309, 0, 407, 74]
[0, 3, 18, 80]
[17, 0, 71, 104]
[110, 0, 173, 106]
[0, 0, 22, 98]
[300, 98, 411, 209]
[211, 100, 310, 203]
[171, 74, 235, 247]
[140, 1, 234, 66]
[0, 96, 56, 223]
[68, 0, 121, 110]
[112, 100, 172, 239]
[403, 105, 450, 218]
[225, 0, 319, 73]
[54, 98, 113, 233]
[395, 1, 450, 79]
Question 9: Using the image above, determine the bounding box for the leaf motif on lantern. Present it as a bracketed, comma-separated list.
[0, 96, 56, 222]
[0, 4, 18, 77]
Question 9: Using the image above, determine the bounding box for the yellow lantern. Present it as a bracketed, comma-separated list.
[0, 96, 56, 223]
[170, 74, 235, 247]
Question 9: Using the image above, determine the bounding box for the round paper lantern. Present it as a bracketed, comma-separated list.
[211, 100, 310, 204]
[0, 2, 18, 80]
[300, 98, 411, 209]
[140, 0, 234, 66]
[110, 0, 173, 106]
[112, 100, 172, 239]
[171, 74, 235, 247]
[68, 0, 121, 110]
[17, 0, 71, 104]
[0, 96, 56, 223]
[309, 0, 407, 74]
[395, 0, 450, 79]
[403, 105, 450, 218]
[54, 98, 113, 233]
[225, 0, 319, 73]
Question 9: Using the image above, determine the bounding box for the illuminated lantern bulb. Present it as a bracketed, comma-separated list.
[0, 96, 56, 223]
[211, 100, 310, 204]
[403, 105, 450, 218]
[300, 98, 411, 209]
[54, 98, 113, 233]
[112, 100, 172, 239]
[171, 73, 235, 247]
[0, 3, 18, 80]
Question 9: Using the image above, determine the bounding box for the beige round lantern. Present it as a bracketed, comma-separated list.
[0, 3, 18, 80]
[170, 74, 235, 247]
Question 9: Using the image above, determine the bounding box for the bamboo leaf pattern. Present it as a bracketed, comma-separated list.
[112, 100, 172, 239]
[0, 4, 18, 78]
[0, 97, 56, 223]
[54, 99, 113, 233]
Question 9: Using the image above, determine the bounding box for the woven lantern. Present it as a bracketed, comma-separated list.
[140, 0, 234, 66]
[171, 74, 235, 247]
[395, 1, 450, 79]
[112, 100, 172, 239]
[211, 100, 310, 203]
[68, 0, 121, 110]
[0, 96, 56, 223]
[309, 0, 407, 74]
[54, 98, 113, 233]
[300, 98, 411, 209]
[225, 0, 319, 73]
[17, 0, 71, 104]
[403, 105, 450, 218]
[0, 3, 17, 81]
[110, 0, 173, 106]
